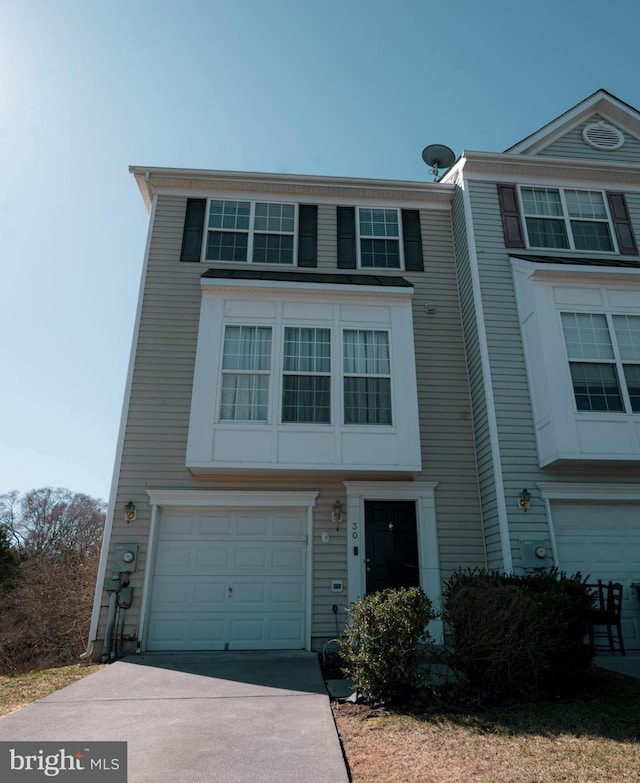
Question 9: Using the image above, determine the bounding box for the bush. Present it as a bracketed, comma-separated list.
[338, 586, 437, 703]
[442, 568, 594, 701]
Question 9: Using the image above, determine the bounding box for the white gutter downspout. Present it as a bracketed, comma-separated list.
[80, 191, 159, 662]
[460, 172, 513, 571]
[136, 500, 159, 653]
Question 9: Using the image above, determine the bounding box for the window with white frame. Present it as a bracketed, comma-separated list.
[561, 312, 640, 412]
[343, 330, 392, 424]
[219, 325, 395, 426]
[520, 187, 615, 252]
[205, 200, 296, 264]
[358, 208, 401, 268]
[282, 327, 331, 423]
[219, 326, 272, 421]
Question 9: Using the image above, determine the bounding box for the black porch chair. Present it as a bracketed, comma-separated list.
[587, 580, 625, 656]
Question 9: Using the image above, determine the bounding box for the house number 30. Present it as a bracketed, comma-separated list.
[352, 522, 358, 540]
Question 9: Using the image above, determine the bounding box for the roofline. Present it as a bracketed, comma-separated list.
[441, 149, 640, 188]
[505, 89, 640, 154]
[129, 166, 455, 211]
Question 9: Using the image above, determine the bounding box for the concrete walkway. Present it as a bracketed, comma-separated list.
[594, 652, 640, 679]
[0, 652, 349, 783]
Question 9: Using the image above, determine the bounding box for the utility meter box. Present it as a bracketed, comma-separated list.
[519, 539, 552, 569]
[112, 543, 140, 573]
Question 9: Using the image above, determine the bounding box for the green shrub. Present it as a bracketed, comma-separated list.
[338, 586, 436, 703]
[442, 568, 594, 701]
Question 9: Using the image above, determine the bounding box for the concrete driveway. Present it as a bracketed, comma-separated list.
[0, 651, 349, 783]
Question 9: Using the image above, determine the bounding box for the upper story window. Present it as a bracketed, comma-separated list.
[337, 206, 425, 271]
[497, 184, 639, 256]
[181, 199, 318, 267]
[358, 208, 401, 268]
[561, 312, 640, 413]
[206, 200, 296, 264]
[520, 187, 614, 252]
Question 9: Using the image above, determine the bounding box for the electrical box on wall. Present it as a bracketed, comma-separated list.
[519, 539, 552, 569]
[112, 543, 140, 573]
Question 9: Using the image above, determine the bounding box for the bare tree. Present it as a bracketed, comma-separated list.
[0, 487, 105, 673]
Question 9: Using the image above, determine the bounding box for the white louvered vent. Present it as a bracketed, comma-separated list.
[582, 121, 624, 150]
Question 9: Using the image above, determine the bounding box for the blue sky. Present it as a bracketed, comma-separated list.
[2, 0, 640, 501]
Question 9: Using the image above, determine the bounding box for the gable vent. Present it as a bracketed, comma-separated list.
[582, 121, 624, 151]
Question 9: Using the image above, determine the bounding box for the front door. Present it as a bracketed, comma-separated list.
[365, 501, 419, 593]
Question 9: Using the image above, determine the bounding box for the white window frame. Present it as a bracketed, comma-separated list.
[356, 207, 404, 269]
[217, 323, 396, 427]
[218, 325, 273, 422]
[281, 326, 332, 424]
[342, 328, 393, 425]
[204, 198, 298, 265]
[561, 311, 640, 414]
[518, 186, 618, 253]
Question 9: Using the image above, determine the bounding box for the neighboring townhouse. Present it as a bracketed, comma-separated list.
[442, 89, 640, 645]
[88, 169, 484, 658]
[88, 90, 640, 660]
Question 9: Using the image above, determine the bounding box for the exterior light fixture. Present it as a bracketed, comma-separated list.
[518, 489, 531, 512]
[332, 500, 343, 530]
[124, 500, 137, 523]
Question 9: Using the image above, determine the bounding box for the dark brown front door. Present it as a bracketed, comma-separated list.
[364, 501, 419, 593]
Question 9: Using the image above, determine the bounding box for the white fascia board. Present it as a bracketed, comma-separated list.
[447, 151, 640, 190]
[520, 260, 640, 285]
[537, 482, 640, 501]
[200, 277, 415, 299]
[146, 489, 319, 508]
[129, 165, 455, 210]
[186, 463, 422, 476]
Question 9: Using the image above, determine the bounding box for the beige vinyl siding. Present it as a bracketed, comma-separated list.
[317, 203, 336, 270]
[536, 117, 640, 163]
[407, 208, 485, 578]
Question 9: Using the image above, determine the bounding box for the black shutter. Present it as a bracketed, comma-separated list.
[297, 204, 318, 267]
[401, 210, 424, 271]
[337, 206, 357, 268]
[497, 184, 526, 248]
[180, 198, 206, 262]
[607, 192, 639, 255]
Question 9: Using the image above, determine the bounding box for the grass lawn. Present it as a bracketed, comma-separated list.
[0, 665, 103, 718]
[331, 669, 640, 783]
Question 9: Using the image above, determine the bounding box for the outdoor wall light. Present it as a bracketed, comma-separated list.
[124, 500, 137, 523]
[518, 489, 531, 512]
[332, 500, 343, 530]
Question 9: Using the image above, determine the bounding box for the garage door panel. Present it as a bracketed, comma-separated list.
[273, 514, 308, 536]
[198, 514, 232, 535]
[147, 508, 308, 651]
[161, 514, 197, 535]
[272, 546, 306, 570]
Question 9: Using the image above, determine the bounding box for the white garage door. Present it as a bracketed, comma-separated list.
[146, 508, 308, 651]
[552, 501, 640, 647]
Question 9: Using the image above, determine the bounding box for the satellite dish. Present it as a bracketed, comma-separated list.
[421, 144, 456, 180]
